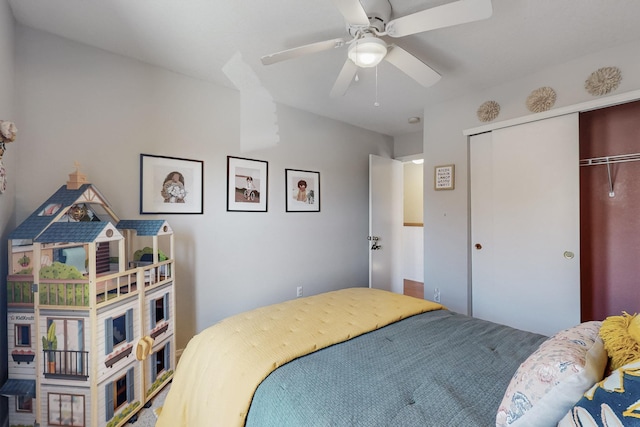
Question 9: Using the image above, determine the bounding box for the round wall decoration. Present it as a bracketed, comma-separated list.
[526, 86, 557, 113]
[584, 66, 622, 96]
[477, 100, 500, 122]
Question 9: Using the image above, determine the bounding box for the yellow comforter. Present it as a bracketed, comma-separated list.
[156, 287, 443, 427]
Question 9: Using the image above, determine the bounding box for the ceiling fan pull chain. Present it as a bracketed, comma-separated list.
[374, 65, 380, 107]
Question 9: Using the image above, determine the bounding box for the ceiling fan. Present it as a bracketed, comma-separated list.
[261, 0, 492, 97]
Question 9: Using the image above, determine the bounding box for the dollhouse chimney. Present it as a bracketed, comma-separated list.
[67, 162, 89, 189]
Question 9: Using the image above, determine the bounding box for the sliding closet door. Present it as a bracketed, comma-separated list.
[470, 114, 580, 336]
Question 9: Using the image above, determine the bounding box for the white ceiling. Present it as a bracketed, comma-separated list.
[8, 0, 640, 136]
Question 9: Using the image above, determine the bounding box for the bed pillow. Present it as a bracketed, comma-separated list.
[496, 321, 607, 427]
[557, 358, 640, 426]
[599, 311, 640, 370]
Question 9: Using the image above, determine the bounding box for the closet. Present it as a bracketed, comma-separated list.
[470, 114, 581, 336]
[469, 99, 640, 335]
[579, 100, 640, 321]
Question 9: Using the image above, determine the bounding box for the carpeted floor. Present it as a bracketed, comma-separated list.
[134, 383, 171, 427]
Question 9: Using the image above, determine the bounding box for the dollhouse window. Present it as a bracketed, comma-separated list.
[46, 318, 87, 377]
[155, 346, 166, 376]
[150, 293, 170, 326]
[151, 341, 171, 382]
[38, 203, 62, 216]
[16, 395, 32, 412]
[114, 374, 127, 410]
[155, 297, 165, 323]
[15, 324, 31, 346]
[48, 393, 85, 427]
[104, 309, 133, 354]
[105, 368, 134, 421]
[112, 315, 126, 347]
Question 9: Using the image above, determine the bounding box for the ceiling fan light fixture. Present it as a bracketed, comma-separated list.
[348, 36, 387, 68]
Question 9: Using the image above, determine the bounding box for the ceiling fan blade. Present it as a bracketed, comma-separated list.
[330, 0, 370, 26]
[384, 46, 441, 88]
[330, 59, 358, 97]
[385, 0, 493, 38]
[261, 38, 346, 65]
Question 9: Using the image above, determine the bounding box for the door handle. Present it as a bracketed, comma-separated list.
[369, 236, 382, 250]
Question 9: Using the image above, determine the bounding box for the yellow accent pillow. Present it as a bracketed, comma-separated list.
[599, 312, 640, 370]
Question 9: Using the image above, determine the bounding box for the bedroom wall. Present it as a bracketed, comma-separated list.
[13, 25, 392, 351]
[0, 0, 15, 424]
[393, 131, 422, 159]
[423, 39, 640, 315]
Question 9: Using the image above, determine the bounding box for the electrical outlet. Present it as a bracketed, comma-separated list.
[434, 288, 441, 303]
[296, 286, 303, 297]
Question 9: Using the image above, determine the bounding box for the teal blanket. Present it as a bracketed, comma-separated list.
[246, 309, 546, 427]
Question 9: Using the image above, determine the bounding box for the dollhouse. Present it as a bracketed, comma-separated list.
[1, 168, 175, 427]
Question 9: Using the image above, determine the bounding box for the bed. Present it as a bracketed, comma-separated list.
[156, 287, 635, 427]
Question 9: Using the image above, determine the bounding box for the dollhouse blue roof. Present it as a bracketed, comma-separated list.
[0, 379, 36, 397]
[116, 220, 168, 236]
[34, 222, 113, 243]
[9, 184, 94, 240]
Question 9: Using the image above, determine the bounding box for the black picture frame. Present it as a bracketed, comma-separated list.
[285, 169, 320, 212]
[227, 156, 269, 212]
[140, 154, 204, 214]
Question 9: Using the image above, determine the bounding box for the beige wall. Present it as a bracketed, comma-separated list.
[403, 162, 423, 225]
[13, 25, 393, 351]
[0, 0, 15, 422]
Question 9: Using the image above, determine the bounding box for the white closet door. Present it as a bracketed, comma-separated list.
[470, 114, 580, 336]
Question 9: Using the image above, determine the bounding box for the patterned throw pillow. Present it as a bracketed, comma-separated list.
[496, 321, 607, 427]
[558, 359, 640, 426]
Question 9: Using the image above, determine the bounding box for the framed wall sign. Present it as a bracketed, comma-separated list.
[227, 156, 268, 212]
[140, 154, 204, 214]
[285, 169, 320, 212]
[434, 164, 455, 191]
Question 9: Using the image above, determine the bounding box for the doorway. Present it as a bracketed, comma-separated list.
[402, 159, 424, 298]
[368, 155, 425, 297]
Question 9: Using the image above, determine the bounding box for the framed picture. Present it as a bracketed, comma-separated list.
[140, 154, 204, 214]
[285, 169, 320, 212]
[434, 164, 455, 191]
[227, 156, 268, 212]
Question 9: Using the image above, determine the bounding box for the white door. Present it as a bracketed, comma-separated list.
[369, 154, 403, 293]
[470, 114, 580, 336]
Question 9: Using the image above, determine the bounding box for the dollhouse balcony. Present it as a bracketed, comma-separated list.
[96, 271, 138, 304]
[39, 279, 90, 307]
[7, 275, 35, 306]
[42, 349, 89, 380]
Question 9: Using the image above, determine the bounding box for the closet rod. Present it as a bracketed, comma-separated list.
[579, 152, 640, 198]
[579, 152, 640, 166]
